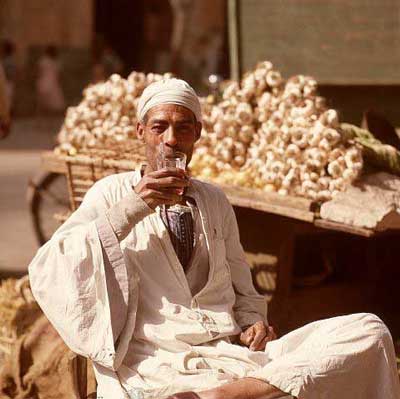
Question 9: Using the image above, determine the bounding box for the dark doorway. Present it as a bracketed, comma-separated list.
[94, 0, 146, 73]
[94, 0, 175, 75]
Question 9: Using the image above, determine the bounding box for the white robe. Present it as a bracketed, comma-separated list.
[28, 170, 400, 399]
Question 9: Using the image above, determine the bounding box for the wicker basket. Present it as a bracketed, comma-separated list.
[53, 144, 146, 222]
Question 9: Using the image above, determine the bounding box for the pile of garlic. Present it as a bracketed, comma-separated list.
[191, 62, 362, 202]
[55, 63, 363, 202]
[57, 71, 173, 156]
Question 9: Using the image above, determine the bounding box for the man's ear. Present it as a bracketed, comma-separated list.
[136, 121, 145, 141]
[195, 121, 202, 142]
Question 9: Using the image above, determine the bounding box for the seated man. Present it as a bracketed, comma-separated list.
[28, 79, 400, 399]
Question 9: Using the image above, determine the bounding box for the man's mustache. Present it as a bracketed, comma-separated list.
[159, 147, 185, 156]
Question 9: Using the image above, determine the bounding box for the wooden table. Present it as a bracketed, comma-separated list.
[40, 151, 384, 332]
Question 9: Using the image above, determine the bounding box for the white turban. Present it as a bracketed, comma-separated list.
[137, 78, 202, 122]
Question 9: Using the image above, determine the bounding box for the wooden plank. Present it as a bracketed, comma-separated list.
[71, 179, 96, 187]
[216, 182, 313, 211]
[41, 151, 68, 174]
[225, 191, 314, 222]
[205, 181, 315, 223]
[71, 186, 90, 194]
[314, 218, 375, 238]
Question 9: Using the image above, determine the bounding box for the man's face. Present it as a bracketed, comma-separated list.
[136, 104, 202, 173]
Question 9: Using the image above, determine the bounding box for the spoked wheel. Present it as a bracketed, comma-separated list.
[27, 171, 70, 246]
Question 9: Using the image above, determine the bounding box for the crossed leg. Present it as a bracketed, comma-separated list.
[167, 313, 399, 399]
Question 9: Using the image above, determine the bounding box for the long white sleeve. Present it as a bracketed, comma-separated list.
[221, 195, 268, 329]
[28, 178, 152, 370]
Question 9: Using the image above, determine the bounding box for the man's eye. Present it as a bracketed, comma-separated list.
[177, 125, 192, 132]
[151, 126, 165, 133]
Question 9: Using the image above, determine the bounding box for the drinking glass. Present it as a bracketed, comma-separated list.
[157, 144, 187, 195]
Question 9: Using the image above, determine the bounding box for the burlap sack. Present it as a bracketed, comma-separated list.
[0, 276, 96, 399]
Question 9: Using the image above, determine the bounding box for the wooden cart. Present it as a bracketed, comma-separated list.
[31, 150, 385, 332]
[29, 150, 400, 398]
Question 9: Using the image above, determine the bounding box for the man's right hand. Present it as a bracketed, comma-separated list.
[134, 168, 189, 210]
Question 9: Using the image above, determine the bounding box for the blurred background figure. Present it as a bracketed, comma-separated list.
[0, 62, 10, 139]
[35, 45, 65, 115]
[99, 42, 123, 77]
[0, 39, 16, 114]
[90, 40, 123, 84]
[169, 0, 227, 93]
[91, 62, 106, 84]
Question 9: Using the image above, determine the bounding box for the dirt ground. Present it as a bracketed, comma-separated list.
[0, 117, 61, 277]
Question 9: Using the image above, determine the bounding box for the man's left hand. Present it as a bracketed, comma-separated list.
[239, 321, 277, 351]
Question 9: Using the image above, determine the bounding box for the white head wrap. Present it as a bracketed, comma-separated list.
[137, 78, 202, 122]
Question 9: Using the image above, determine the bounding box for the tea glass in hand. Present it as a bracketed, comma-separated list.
[156, 145, 187, 196]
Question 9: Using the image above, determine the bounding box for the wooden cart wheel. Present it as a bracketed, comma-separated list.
[27, 171, 70, 246]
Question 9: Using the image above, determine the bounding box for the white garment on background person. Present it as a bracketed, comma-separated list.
[36, 55, 65, 111]
[28, 170, 400, 399]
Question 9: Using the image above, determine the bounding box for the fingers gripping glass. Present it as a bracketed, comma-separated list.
[156, 143, 187, 196]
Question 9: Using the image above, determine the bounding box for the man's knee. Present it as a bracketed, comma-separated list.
[357, 313, 392, 349]
[362, 313, 390, 335]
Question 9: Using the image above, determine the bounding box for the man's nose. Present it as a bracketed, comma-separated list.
[163, 126, 178, 147]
